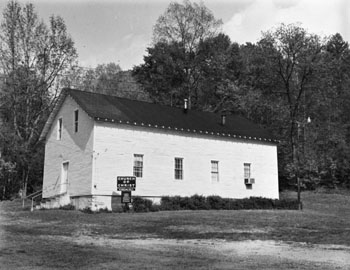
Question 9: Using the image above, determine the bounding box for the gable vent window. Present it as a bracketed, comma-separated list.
[74, 110, 79, 133]
[174, 158, 183, 180]
[57, 118, 62, 140]
[211, 161, 219, 182]
[133, 154, 143, 178]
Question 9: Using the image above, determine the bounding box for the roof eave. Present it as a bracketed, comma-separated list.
[38, 89, 68, 142]
[94, 117, 279, 144]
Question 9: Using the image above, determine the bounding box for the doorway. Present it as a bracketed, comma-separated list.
[61, 162, 69, 194]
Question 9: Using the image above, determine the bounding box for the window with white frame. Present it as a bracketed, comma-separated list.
[174, 158, 183, 180]
[211, 161, 219, 182]
[244, 163, 251, 179]
[244, 163, 254, 188]
[133, 154, 143, 178]
[57, 118, 62, 140]
[74, 109, 79, 133]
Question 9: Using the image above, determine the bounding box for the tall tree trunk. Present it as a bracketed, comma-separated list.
[22, 167, 29, 198]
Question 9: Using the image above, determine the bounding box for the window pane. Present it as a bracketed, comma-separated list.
[175, 158, 183, 180]
[133, 154, 143, 178]
[57, 118, 62, 140]
[74, 110, 79, 132]
[244, 163, 251, 179]
[211, 161, 219, 182]
[75, 110, 79, 121]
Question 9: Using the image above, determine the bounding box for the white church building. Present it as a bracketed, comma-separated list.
[40, 88, 279, 210]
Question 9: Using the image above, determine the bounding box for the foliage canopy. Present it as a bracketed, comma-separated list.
[0, 0, 77, 199]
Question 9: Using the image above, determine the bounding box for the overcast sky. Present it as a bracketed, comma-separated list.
[0, 0, 349, 70]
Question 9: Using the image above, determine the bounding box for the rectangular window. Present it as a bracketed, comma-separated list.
[74, 110, 79, 133]
[57, 118, 62, 140]
[174, 158, 183, 180]
[211, 161, 219, 182]
[133, 154, 143, 178]
[244, 163, 254, 188]
[244, 163, 251, 179]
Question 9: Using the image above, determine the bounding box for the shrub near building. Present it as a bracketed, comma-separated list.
[131, 195, 299, 212]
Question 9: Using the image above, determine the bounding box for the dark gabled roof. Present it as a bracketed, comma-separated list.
[40, 88, 277, 143]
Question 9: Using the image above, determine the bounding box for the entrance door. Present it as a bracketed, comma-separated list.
[61, 162, 69, 194]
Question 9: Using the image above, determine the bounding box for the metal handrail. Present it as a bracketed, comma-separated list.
[22, 181, 69, 210]
[30, 191, 43, 212]
[22, 189, 42, 209]
[25, 189, 42, 199]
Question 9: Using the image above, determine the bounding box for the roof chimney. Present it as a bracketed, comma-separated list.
[221, 113, 226, 126]
[183, 99, 188, 113]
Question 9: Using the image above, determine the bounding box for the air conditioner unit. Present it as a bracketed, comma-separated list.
[245, 178, 255, 184]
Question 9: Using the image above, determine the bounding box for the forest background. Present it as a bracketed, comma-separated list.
[0, 0, 349, 200]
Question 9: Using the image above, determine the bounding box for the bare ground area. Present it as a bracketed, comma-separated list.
[1, 191, 350, 269]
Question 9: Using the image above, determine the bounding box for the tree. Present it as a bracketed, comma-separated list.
[237, 25, 350, 190]
[258, 24, 322, 189]
[0, 156, 16, 200]
[133, 34, 238, 109]
[139, 0, 223, 108]
[134, 17, 350, 190]
[153, 0, 222, 53]
[195, 33, 238, 111]
[0, 1, 77, 198]
[61, 63, 149, 101]
[310, 33, 350, 187]
[69, 63, 122, 94]
[94, 63, 122, 94]
[133, 42, 188, 106]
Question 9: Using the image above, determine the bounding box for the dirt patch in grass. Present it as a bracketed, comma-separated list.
[7, 233, 349, 270]
[165, 224, 270, 234]
[68, 234, 350, 267]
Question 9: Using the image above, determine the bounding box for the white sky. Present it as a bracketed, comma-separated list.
[0, 0, 349, 70]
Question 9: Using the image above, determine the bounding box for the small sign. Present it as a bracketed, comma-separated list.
[121, 191, 132, 203]
[117, 176, 136, 191]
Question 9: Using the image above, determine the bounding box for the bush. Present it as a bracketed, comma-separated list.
[132, 197, 155, 212]
[207, 196, 225, 209]
[190, 194, 209, 210]
[150, 204, 161, 212]
[160, 195, 299, 211]
[227, 199, 244, 210]
[122, 203, 130, 212]
[160, 195, 209, 210]
[161, 196, 182, 210]
[98, 207, 112, 213]
[59, 204, 75, 210]
[274, 198, 299, 210]
[80, 207, 94, 214]
[247, 197, 274, 209]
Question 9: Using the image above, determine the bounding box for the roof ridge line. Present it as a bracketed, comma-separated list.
[64, 88, 226, 115]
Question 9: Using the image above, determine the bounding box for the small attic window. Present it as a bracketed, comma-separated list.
[74, 110, 79, 133]
[57, 118, 62, 140]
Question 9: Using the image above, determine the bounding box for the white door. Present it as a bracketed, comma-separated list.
[61, 162, 69, 194]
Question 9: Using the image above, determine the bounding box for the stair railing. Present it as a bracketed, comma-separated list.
[22, 181, 69, 210]
[22, 189, 42, 209]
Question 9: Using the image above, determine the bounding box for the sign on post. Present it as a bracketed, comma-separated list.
[117, 176, 135, 211]
[117, 176, 136, 191]
[121, 191, 132, 203]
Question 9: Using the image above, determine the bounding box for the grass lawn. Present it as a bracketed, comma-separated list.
[1, 190, 350, 269]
